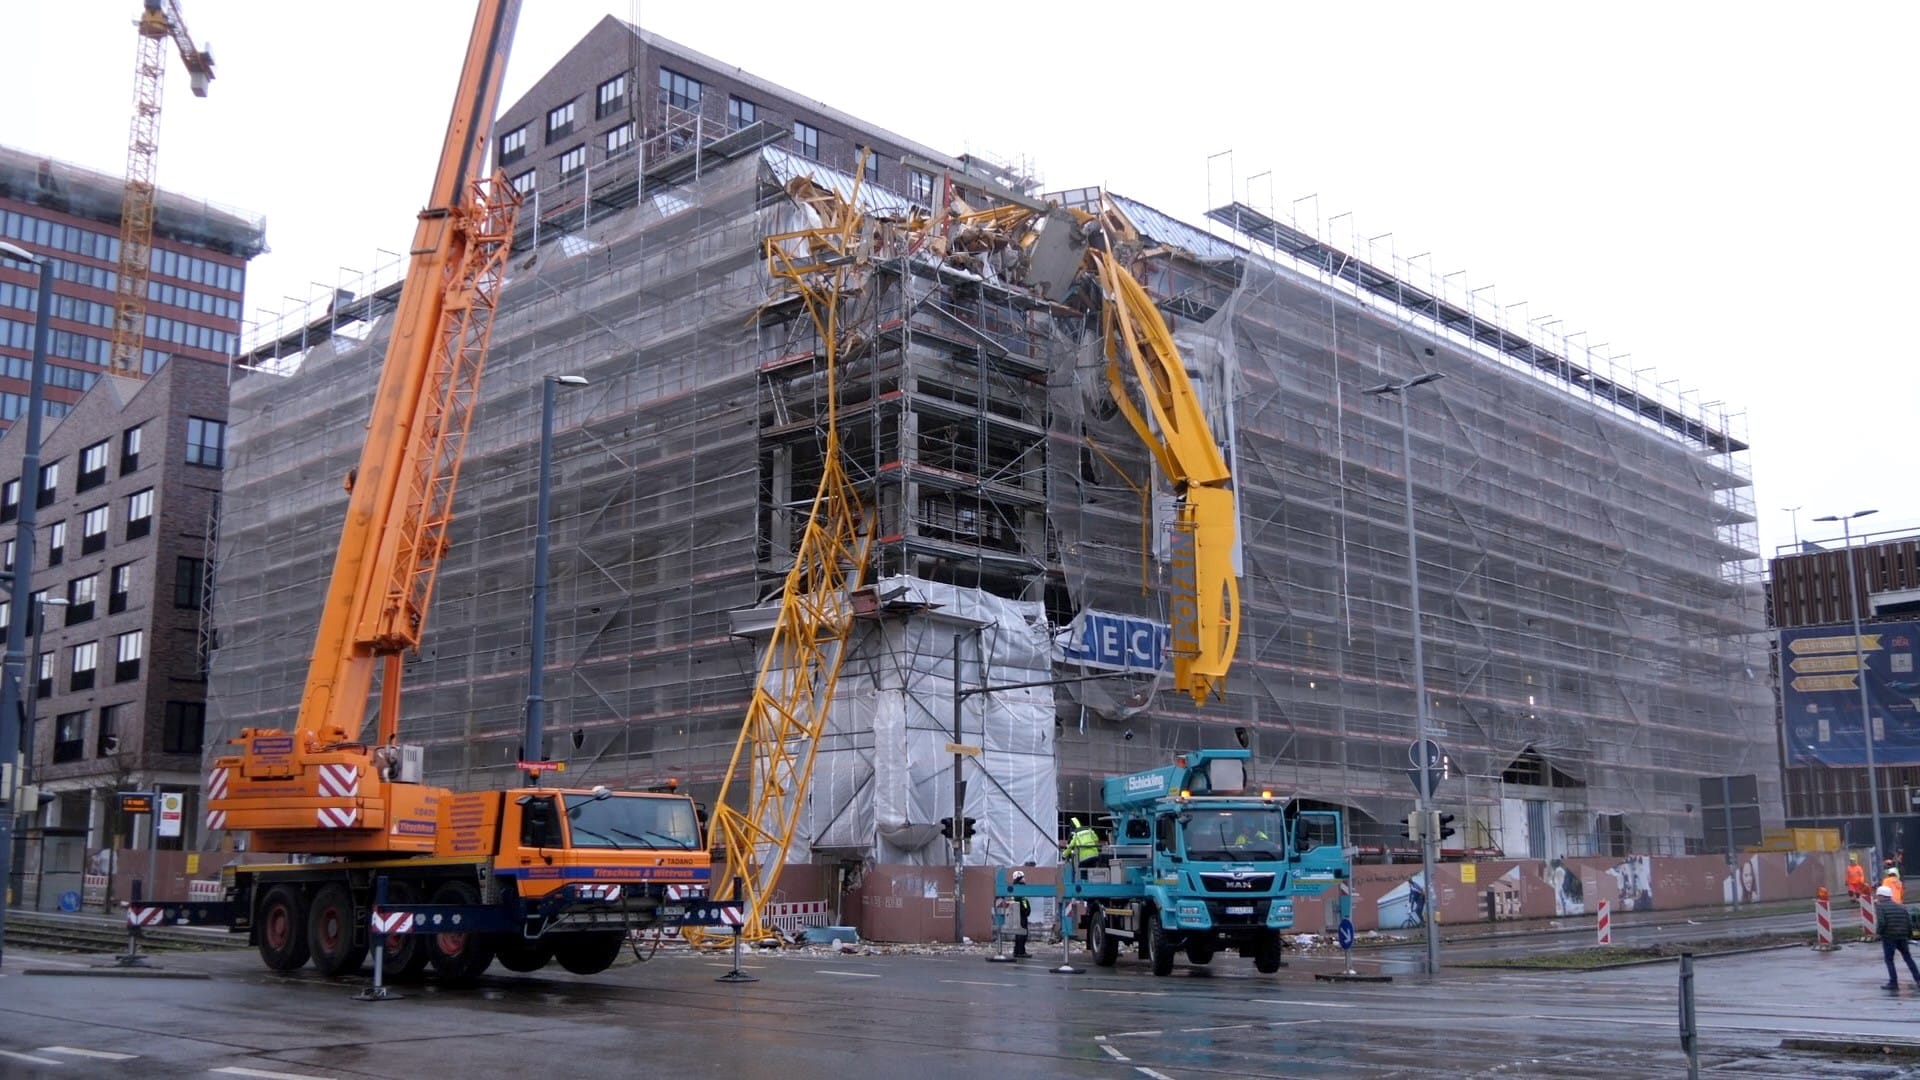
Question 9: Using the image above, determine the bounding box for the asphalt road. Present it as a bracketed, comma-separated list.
[1, 921, 1915, 1079]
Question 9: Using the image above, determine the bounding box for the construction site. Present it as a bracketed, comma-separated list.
[204, 21, 1775, 902]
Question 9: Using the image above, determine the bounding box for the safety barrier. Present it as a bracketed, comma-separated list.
[82, 874, 107, 908]
[188, 879, 224, 902]
[1595, 899, 1611, 945]
[766, 900, 831, 936]
[1861, 893, 1878, 940]
[1813, 887, 1838, 950]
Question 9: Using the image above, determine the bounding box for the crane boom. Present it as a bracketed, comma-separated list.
[110, 0, 215, 378]
[209, 0, 523, 855]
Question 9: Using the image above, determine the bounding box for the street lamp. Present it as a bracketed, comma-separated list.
[522, 374, 588, 783]
[0, 240, 55, 969]
[1813, 509, 1881, 863]
[1365, 370, 1446, 978]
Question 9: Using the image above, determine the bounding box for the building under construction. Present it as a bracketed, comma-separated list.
[207, 22, 1775, 867]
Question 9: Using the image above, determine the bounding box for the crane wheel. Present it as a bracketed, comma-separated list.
[552, 931, 625, 976]
[256, 885, 311, 972]
[307, 883, 369, 976]
[1089, 917, 1119, 967]
[496, 935, 554, 973]
[427, 881, 495, 981]
[380, 880, 431, 980]
[1254, 930, 1282, 974]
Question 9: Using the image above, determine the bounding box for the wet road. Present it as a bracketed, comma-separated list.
[1, 926, 1914, 1079]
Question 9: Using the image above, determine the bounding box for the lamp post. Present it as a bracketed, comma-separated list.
[1813, 509, 1881, 864]
[1365, 370, 1445, 977]
[0, 241, 55, 967]
[522, 374, 588, 784]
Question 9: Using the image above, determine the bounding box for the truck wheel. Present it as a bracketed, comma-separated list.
[427, 881, 495, 981]
[1090, 917, 1118, 967]
[256, 885, 310, 972]
[552, 931, 625, 976]
[1254, 930, 1282, 974]
[307, 883, 368, 977]
[380, 881, 431, 980]
[1186, 942, 1215, 965]
[1149, 912, 1174, 977]
[496, 935, 554, 973]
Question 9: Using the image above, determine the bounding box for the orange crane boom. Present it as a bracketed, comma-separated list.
[111, 0, 215, 377]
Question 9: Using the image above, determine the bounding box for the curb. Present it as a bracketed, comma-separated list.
[1454, 940, 1810, 973]
[23, 967, 212, 979]
[1781, 1036, 1920, 1059]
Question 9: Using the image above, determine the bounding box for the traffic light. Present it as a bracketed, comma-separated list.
[1401, 811, 1424, 843]
[1435, 813, 1457, 844]
[939, 817, 954, 839]
[962, 817, 977, 840]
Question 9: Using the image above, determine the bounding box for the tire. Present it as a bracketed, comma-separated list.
[1254, 930, 1282, 974]
[1186, 942, 1215, 965]
[427, 880, 496, 981]
[307, 883, 368, 977]
[496, 935, 554, 973]
[1090, 917, 1118, 967]
[1149, 911, 1174, 977]
[256, 885, 310, 972]
[551, 931, 626, 976]
[380, 880, 431, 980]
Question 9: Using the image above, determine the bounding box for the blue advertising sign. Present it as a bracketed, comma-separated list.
[1782, 621, 1920, 767]
[1058, 610, 1170, 674]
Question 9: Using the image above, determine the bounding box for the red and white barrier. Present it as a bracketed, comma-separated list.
[766, 899, 830, 935]
[1815, 889, 1835, 948]
[188, 879, 224, 902]
[1596, 899, 1612, 945]
[1861, 893, 1878, 940]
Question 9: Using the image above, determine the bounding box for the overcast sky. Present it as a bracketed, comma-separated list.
[4, 1, 1913, 553]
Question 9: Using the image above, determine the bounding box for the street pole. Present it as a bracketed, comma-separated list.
[522, 374, 587, 785]
[0, 241, 55, 969]
[1368, 371, 1444, 977]
[951, 632, 966, 944]
[1816, 510, 1882, 864]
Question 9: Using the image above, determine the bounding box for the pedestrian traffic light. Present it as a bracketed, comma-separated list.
[1436, 813, 1457, 843]
[1401, 812, 1424, 843]
[939, 817, 954, 839]
[962, 816, 977, 840]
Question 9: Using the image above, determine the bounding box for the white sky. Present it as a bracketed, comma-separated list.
[4, 1, 1914, 554]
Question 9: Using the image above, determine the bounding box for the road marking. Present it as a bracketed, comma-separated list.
[1082, 988, 1166, 996]
[1109, 1029, 1163, 1037]
[1135, 1069, 1176, 1080]
[813, 969, 880, 978]
[1177, 1024, 1253, 1033]
[941, 979, 1013, 987]
[1252, 999, 1355, 1008]
[41, 1047, 138, 1061]
[213, 1068, 338, 1080]
[0, 1050, 63, 1065]
[1099, 1044, 1131, 1063]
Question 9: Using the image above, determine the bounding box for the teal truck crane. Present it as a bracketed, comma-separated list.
[1005, 749, 1350, 975]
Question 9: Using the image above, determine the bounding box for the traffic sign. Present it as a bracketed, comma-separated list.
[158, 792, 184, 838]
[1409, 739, 1443, 769]
[1405, 767, 1444, 796]
[1337, 917, 1355, 951]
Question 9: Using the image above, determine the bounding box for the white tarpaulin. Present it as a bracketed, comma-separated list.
[801, 576, 1059, 867]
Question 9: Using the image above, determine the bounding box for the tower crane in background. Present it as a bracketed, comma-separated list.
[110, 0, 214, 378]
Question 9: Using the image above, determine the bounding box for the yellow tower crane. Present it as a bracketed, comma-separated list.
[111, 0, 214, 378]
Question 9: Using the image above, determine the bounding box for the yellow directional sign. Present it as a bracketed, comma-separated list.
[1788, 634, 1883, 655]
[1790, 654, 1861, 674]
[1791, 674, 1859, 693]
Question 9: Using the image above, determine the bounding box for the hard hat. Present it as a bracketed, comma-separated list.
[1851, 853, 1860, 863]
[1878, 884, 1896, 899]
[1071, 818, 1082, 828]
[1011, 870, 1026, 883]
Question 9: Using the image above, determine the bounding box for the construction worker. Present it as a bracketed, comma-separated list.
[1886, 862, 1906, 905]
[1876, 885, 1920, 990]
[1064, 818, 1102, 868]
[1847, 854, 1870, 901]
[1009, 870, 1032, 958]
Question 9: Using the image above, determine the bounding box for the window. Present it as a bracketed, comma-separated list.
[596, 74, 626, 119]
[81, 504, 109, 555]
[557, 145, 587, 178]
[67, 574, 97, 625]
[1, 478, 15, 522]
[115, 630, 143, 682]
[126, 489, 153, 540]
[0, 600, 7, 634]
[604, 122, 634, 155]
[69, 640, 97, 693]
[121, 424, 142, 474]
[79, 440, 109, 491]
[657, 68, 700, 111]
[728, 96, 757, 131]
[792, 122, 820, 161]
[163, 701, 205, 754]
[186, 417, 225, 467]
[110, 562, 134, 614]
[53, 712, 86, 764]
[499, 124, 527, 166]
[36, 650, 52, 698]
[510, 170, 535, 196]
[546, 100, 576, 139]
[98, 703, 121, 756]
[37, 460, 58, 506]
[2, 538, 12, 573]
[175, 557, 205, 609]
[909, 168, 935, 205]
[857, 146, 880, 185]
[46, 520, 64, 566]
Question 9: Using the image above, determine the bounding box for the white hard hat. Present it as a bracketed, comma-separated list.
[1010, 870, 1026, 883]
[1878, 884, 1895, 899]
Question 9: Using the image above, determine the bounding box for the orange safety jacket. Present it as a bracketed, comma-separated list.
[1884, 873, 1905, 904]
[1848, 864, 1869, 895]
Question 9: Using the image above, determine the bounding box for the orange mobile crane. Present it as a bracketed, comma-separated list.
[172, 0, 727, 981]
